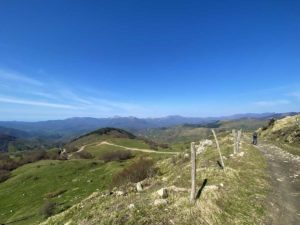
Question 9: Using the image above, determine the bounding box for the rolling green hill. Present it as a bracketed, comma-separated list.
[0, 127, 172, 225]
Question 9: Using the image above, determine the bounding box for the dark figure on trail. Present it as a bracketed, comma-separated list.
[252, 132, 258, 145]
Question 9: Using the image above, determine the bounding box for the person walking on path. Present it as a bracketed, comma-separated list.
[252, 132, 258, 145]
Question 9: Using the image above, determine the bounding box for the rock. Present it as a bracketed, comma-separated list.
[184, 153, 189, 159]
[237, 152, 245, 157]
[116, 191, 125, 196]
[157, 188, 168, 198]
[196, 139, 213, 154]
[128, 203, 135, 209]
[202, 139, 213, 146]
[102, 190, 112, 196]
[219, 183, 224, 187]
[154, 199, 168, 206]
[136, 182, 143, 192]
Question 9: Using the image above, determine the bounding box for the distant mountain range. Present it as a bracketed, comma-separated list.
[0, 112, 298, 152]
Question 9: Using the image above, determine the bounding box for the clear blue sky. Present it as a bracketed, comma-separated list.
[0, 0, 300, 121]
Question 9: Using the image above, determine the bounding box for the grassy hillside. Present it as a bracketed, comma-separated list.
[258, 115, 300, 156]
[42, 131, 269, 225]
[0, 159, 127, 225]
[67, 127, 170, 153]
[0, 127, 172, 225]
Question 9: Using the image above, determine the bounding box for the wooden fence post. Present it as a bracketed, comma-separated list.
[237, 129, 242, 152]
[190, 142, 196, 203]
[232, 129, 237, 154]
[296, 116, 300, 127]
[212, 129, 225, 169]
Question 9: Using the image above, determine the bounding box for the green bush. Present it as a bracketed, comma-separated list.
[111, 157, 155, 187]
[72, 150, 93, 159]
[0, 170, 10, 183]
[40, 201, 56, 218]
[99, 150, 133, 162]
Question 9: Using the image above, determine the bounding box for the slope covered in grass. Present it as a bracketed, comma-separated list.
[67, 127, 165, 151]
[43, 132, 269, 225]
[0, 159, 125, 225]
[258, 115, 300, 156]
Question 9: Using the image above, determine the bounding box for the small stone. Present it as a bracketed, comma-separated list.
[136, 182, 143, 192]
[128, 204, 135, 209]
[154, 199, 168, 206]
[116, 191, 125, 196]
[157, 188, 168, 198]
[184, 153, 189, 159]
[219, 183, 224, 187]
[237, 152, 245, 157]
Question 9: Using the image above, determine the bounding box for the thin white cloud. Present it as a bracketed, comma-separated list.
[0, 69, 43, 86]
[287, 92, 300, 100]
[254, 99, 290, 107]
[58, 89, 93, 105]
[29, 91, 59, 100]
[88, 97, 143, 111]
[0, 96, 78, 109]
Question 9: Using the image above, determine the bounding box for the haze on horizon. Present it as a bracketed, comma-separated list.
[0, 0, 300, 121]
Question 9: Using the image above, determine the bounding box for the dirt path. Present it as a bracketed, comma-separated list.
[96, 141, 178, 155]
[254, 142, 300, 225]
[78, 145, 86, 152]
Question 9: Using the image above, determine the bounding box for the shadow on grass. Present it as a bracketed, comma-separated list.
[217, 160, 224, 169]
[196, 178, 208, 200]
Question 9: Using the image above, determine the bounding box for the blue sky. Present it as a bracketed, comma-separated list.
[0, 0, 300, 121]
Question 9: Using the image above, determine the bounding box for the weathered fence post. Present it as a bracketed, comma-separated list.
[296, 116, 300, 127]
[190, 142, 196, 203]
[212, 129, 225, 169]
[237, 129, 242, 152]
[232, 129, 237, 154]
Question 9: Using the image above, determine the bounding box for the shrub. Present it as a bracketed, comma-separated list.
[0, 158, 19, 171]
[0, 170, 10, 183]
[99, 150, 133, 162]
[64, 145, 79, 153]
[111, 157, 155, 187]
[159, 143, 169, 149]
[20, 150, 47, 164]
[40, 201, 56, 218]
[72, 150, 93, 159]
